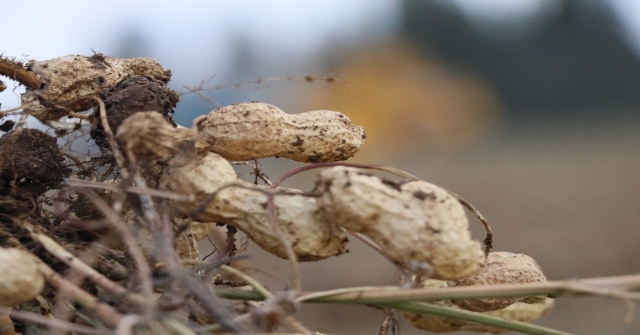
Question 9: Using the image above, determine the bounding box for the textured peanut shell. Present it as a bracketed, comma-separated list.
[160, 151, 348, 261]
[403, 279, 555, 333]
[0, 248, 45, 306]
[117, 112, 208, 161]
[23, 55, 171, 121]
[315, 166, 484, 280]
[194, 102, 365, 162]
[449, 251, 548, 312]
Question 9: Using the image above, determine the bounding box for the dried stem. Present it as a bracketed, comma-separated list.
[266, 192, 301, 291]
[447, 190, 493, 256]
[19, 219, 147, 306]
[67, 178, 192, 201]
[0, 307, 109, 335]
[81, 191, 155, 316]
[35, 258, 124, 327]
[385, 301, 571, 335]
[0, 56, 40, 90]
[181, 75, 346, 97]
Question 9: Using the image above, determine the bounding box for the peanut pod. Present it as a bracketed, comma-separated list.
[403, 279, 554, 333]
[160, 151, 348, 261]
[449, 251, 548, 312]
[23, 55, 171, 121]
[194, 102, 365, 162]
[117, 113, 348, 261]
[0, 248, 45, 307]
[314, 166, 485, 280]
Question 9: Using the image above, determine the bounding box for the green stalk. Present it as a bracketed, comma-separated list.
[385, 301, 572, 335]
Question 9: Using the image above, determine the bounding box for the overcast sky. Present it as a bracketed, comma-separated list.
[2, 0, 640, 110]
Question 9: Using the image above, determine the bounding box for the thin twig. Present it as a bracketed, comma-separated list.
[214, 273, 640, 305]
[266, 192, 301, 291]
[180, 75, 347, 97]
[447, 190, 493, 256]
[81, 191, 156, 315]
[35, 258, 124, 327]
[0, 307, 110, 335]
[92, 96, 129, 180]
[68, 178, 193, 201]
[19, 219, 147, 307]
[385, 301, 572, 335]
[220, 265, 271, 298]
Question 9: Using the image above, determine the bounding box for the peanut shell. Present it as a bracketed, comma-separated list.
[22, 55, 171, 121]
[0, 248, 45, 307]
[315, 166, 484, 279]
[403, 279, 555, 333]
[449, 251, 548, 312]
[193, 102, 365, 162]
[116, 112, 208, 161]
[160, 151, 348, 261]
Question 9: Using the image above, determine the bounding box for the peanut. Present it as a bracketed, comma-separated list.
[117, 112, 208, 162]
[0, 248, 45, 306]
[449, 251, 548, 312]
[193, 102, 365, 162]
[314, 166, 485, 280]
[22, 55, 171, 121]
[403, 279, 554, 333]
[160, 151, 348, 261]
[117, 113, 348, 261]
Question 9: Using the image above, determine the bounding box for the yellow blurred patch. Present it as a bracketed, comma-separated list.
[300, 42, 502, 159]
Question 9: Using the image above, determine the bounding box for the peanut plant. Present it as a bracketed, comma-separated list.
[0, 53, 638, 335]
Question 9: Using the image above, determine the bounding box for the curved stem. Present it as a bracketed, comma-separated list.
[0, 56, 40, 90]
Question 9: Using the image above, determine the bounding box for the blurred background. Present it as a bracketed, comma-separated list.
[2, 0, 640, 333]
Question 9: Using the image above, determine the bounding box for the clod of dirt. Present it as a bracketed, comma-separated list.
[20, 54, 172, 122]
[91, 76, 179, 148]
[0, 129, 71, 200]
[449, 251, 548, 312]
[0, 119, 15, 132]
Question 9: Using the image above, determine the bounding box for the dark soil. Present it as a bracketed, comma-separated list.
[91, 75, 179, 147]
[0, 128, 71, 200]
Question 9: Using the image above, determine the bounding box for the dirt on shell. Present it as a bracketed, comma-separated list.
[91, 75, 179, 147]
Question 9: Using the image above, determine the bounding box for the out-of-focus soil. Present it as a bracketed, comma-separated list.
[210, 113, 640, 335]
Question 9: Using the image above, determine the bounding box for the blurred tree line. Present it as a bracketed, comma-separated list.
[402, 0, 640, 119]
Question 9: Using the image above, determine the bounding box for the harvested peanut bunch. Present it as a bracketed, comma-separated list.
[0, 247, 45, 307]
[19, 54, 171, 122]
[403, 279, 554, 333]
[117, 113, 348, 261]
[314, 166, 485, 280]
[194, 102, 365, 162]
[449, 251, 548, 312]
